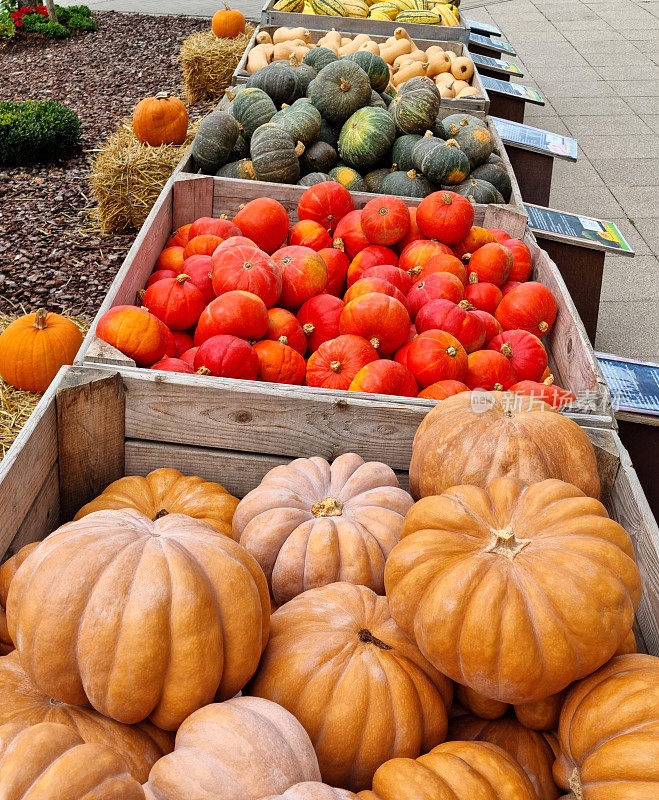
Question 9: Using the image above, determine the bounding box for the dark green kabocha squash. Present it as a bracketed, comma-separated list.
[250, 123, 303, 184]
[223, 84, 246, 114]
[345, 51, 390, 93]
[412, 135, 470, 186]
[380, 169, 433, 198]
[329, 165, 367, 192]
[391, 134, 423, 172]
[288, 54, 317, 95]
[370, 90, 387, 110]
[231, 88, 277, 139]
[317, 119, 340, 149]
[470, 161, 512, 202]
[216, 159, 258, 180]
[338, 107, 396, 171]
[298, 172, 332, 186]
[191, 110, 239, 174]
[433, 116, 449, 140]
[364, 166, 394, 193]
[451, 178, 504, 204]
[379, 90, 393, 107]
[230, 132, 249, 161]
[449, 124, 494, 169]
[307, 61, 372, 125]
[443, 113, 487, 133]
[391, 77, 441, 135]
[271, 99, 322, 144]
[303, 46, 338, 71]
[301, 140, 338, 174]
[246, 62, 301, 108]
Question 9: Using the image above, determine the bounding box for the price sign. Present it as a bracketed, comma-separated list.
[525, 204, 635, 254]
[481, 76, 544, 105]
[465, 19, 502, 37]
[492, 117, 577, 160]
[597, 354, 659, 416]
[471, 53, 523, 77]
[469, 33, 516, 55]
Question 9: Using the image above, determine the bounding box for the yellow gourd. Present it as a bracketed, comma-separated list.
[426, 52, 452, 77]
[273, 27, 311, 44]
[451, 56, 475, 81]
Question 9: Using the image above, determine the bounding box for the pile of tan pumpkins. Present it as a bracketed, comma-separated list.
[246, 26, 479, 99]
[0, 391, 656, 798]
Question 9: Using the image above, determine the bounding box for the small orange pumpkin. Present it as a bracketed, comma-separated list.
[212, 3, 246, 38]
[0, 309, 83, 394]
[133, 92, 188, 147]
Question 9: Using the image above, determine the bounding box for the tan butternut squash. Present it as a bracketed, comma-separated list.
[438, 84, 456, 98]
[394, 27, 413, 43]
[393, 60, 428, 86]
[318, 29, 341, 51]
[456, 86, 481, 98]
[452, 79, 470, 94]
[256, 31, 272, 45]
[451, 56, 475, 81]
[425, 45, 446, 57]
[380, 38, 412, 63]
[273, 27, 311, 44]
[338, 33, 371, 55]
[359, 40, 381, 54]
[246, 44, 272, 73]
[446, 50, 457, 61]
[435, 72, 456, 87]
[426, 51, 452, 77]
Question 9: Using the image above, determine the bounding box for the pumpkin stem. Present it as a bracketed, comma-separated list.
[569, 768, 584, 800]
[407, 265, 421, 277]
[423, 130, 434, 138]
[370, 337, 380, 350]
[500, 342, 513, 359]
[449, 123, 459, 136]
[538, 321, 549, 333]
[225, 88, 236, 101]
[49, 698, 64, 706]
[486, 527, 531, 561]
[289, 54, 299, 67]
[295, 141, 306, 157]
[136, 289, 146, 305]
[493, 382, 504, 391]
[176, 273, 191, 284]
[459, 117, 469, 126]
[312, 497, 343, 517]
[446, 346, 458, 358]
[358, 629, 393, 650]
[416, 281, 425, 289]
[458, 300, 475, 311]
[154, 91, 171, 99]
[469, 272, 480, 284]
[543, 374, 555, 386]
[330, 360, 342, 374]
[197, 366, 211, 375]
[440, 192, 453, 205]
[406, 169, 418, 179]
[155, 509, 169, 519]
[340, 77, 351, 92]
[303, 323, 315, 335]
[243, 261, 253, 270]
[278, 335, 289, 345]
[33, 308, 49, 330]
[333, 237, 345, 252]
[445, 138, 461, 149]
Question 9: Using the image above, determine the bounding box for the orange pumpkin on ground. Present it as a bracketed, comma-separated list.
[0, 651, 173, 783]
[0, 722, 145, 799]
[385, 478, 641, 705]
[233, 453, 413, 604]
[212, 3, 246, 38]
[554, 653, 659, 799]
[0, 309, 83, 393]
[7, 509, 270, 730]
[143, 696, 321, 800]
[249, 582, 453, 793]
[357, 740, 536, 800]
[133, 92, 188, 147]
[448, 713, 561, 800]
[409, 390, 601, 500]
[73, 468, 238, 537]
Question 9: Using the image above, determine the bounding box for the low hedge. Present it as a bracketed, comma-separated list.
[0, 100, 81, 166]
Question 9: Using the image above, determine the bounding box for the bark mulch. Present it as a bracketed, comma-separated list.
[0, 11, 214, 318]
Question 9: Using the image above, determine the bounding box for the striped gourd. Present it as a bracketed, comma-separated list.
[411, 0, 430, 9]
[369, 0, 400, 15]
[396, 9, 441, 22]
[343, 0, 369, 15]
[272, 0, 305, 10]
[310, 0, 348, 15]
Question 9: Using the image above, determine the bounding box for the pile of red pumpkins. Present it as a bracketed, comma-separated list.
[97, 182, 575, 407]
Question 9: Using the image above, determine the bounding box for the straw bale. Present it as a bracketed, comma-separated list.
[179, 26, 254, 104]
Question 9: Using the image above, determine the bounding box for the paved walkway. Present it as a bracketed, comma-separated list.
[61, 0, 659, 361]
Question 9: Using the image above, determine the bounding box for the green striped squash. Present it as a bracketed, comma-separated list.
[338, 106, 396, 171]
[273, 0, 304, 9]
[345, 51, 390, 93]
[231, 88, 277, 139]
[392, 76, 441, 135]
[310, 0, 348, 15]
[329, 165, 367, 192]
[396, 9, 441, 23]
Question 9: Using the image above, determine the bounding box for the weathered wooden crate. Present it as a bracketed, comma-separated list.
[261, 0, 471, 43]
[1, 364, 656, 656]
[177, 108, 525, 212]
[77, 173, 613, 426]
[233, 24, 489, 114]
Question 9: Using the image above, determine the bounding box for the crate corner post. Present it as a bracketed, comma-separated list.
[55, 367, 127, 522]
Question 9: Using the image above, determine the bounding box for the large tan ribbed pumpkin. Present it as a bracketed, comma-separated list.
[250, 582, 453, 793]
[357, 741, 536, 800]
[448, 713, 560, 800]
[409, 391, 600, 499]
[385, 478, 641, 704]
[261, 784, 359, 800]
[0, 651, 173, 783]
[233, 453, 413, 605]
[142, 697, 321, 800]
[7, 509, 270, 730]
[0, 721, 145, 799]
[74, 468, 239, 537]
[554, 654, 659, 799]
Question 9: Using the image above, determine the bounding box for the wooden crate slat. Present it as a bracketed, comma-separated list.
[6, 463, 60, 557]
[172, 176, 215, 231]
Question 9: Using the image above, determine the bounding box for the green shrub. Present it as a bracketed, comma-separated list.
[20, 12, 46, 32]
[67, 11, 96, 31]
[39, 19, 70, 37]
[0, 100, 81, 166]
[0, 10, 16, 38]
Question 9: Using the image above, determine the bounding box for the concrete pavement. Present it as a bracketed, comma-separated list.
[60, 0, 659, 360]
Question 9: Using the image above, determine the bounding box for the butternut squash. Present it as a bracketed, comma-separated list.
[456, 86, 481, 98]
[425, 45, 446, 57]
[256, 31, 272, 45]
[393, 60, 428, 86]
[273, 27, 311, 44]
[246, 44, 272, 73]
[359, 40, 381, 54]
[451, 56, 475, 81]
[273, 42, 303, 60]
[435, 72, 456, 88]
[338, 33, 371, 55]
[438, 84, 456, 98]
[452, 79, 470, 94]
[318, 29, 341, 51]
[380, 38, 412, 63]
[445, 50, 457, 61]
[394, 27, 413, 43]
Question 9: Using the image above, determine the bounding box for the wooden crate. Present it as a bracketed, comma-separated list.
[261, 0, 471, 43]
[177, 108, 525, 212]
[77, 174, 613, 426]
[233, 25, 489, 114]
[1, 364, 656, 656]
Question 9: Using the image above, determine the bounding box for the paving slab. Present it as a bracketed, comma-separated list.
[600, 255, 659, 301]
[596, 301, 659, 361]
[549, 186, 625, 218]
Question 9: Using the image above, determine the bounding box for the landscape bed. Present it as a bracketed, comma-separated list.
[77, 173, 613, 426]
[1, 363, 656, 658]
[233, 24, 490, 113]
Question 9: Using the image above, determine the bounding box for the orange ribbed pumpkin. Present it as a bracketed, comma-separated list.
[0, 309, 82, 393]
[133, 92, 188, 147]
[211, 3, 246, 38]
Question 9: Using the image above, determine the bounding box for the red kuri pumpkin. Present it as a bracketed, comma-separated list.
[195, 290, 268, 344]
[165, 329, 194, 358]
[233, 198, 289, 254]
[361, 265, 413, 294]
[406, 330, 468, 388]
[466, 349, 518, 390]
[214, 235, 258, 252]
[147, 269, 177, 288]
[344, 278, 408, 309]
[496, 282, 558, 338]
[415, 298, 485, 353]
[166, 223, 192, 248]
[346, 245, 399, 286]
[501, 280, 522, 296]
[394, 206, 423, 252]
[188, 217, 241, 241]
[349, 360, 417, 396]
[406, 272, 465, 319]
[453, 226, 496, 259]
[412, 253, 467, 286]
[334, 210, 370, 260]
[211, 244, 282, 308]
[143, 274, 205, 330]
[194, 335, 259, 380]
[298, 181, 355, 233]
[306, 335, 379, 390]
[289, 220, 333, 251]
[151, 356, 195, 374]
[489, 329, 547, 383]
[510, 379, 576, 409]
[96, 306, 169, 367]
[297, 294, 345, 353]
[398, 241, 453, 278]
[501, 238, 532, 281]
[156, 246, 185, 273]
[183, 234, 224, 259]
[318, 248, 350, 297]
[471, 308, 503, 344]
[273, 246, 328, 310]
[361, 196, 410, 246]
[340, 293, 410, 355]
[487, 227, 510, 243]
[179, 347, 198, 367]
[416, 191, 474, 245]
[465, 242, 513, 287]
[180, 254, 215, 304]
[265, 308, 307, 355]
[464, 278, 502, 315]
[417, 379, 469, 400]
[254, 340, 306, 384]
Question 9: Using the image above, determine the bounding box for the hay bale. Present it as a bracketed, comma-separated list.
[179, 26, 254, 105]
[0, 311, 90, 460]
[89, 122, 196, 235]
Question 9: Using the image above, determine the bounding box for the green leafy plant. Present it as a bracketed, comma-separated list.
[67, 11, 96, 31]
[0, 10, 16, 38]
[0, 100, 81, 165]
[35, 19, 70, 37]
